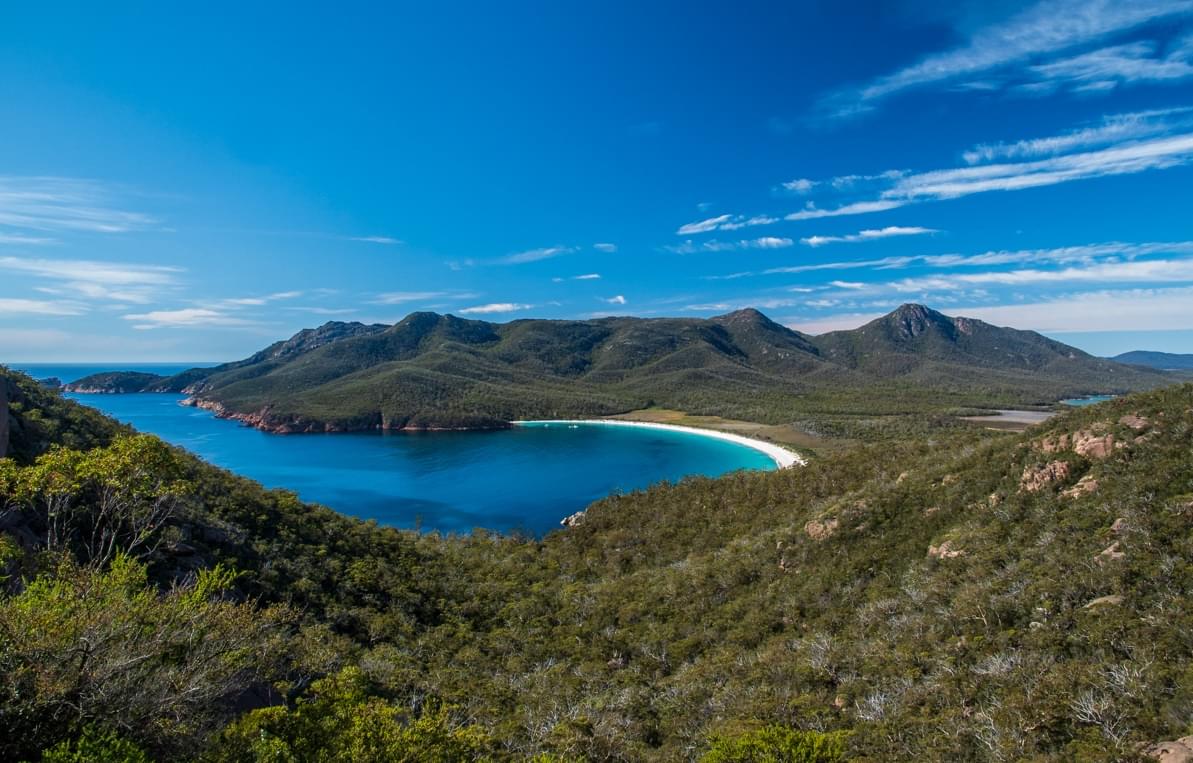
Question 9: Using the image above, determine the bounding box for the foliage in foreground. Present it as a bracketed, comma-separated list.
[4, 368, 1193, 759]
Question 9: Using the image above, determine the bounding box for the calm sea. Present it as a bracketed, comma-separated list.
[6, 362, 776, 535]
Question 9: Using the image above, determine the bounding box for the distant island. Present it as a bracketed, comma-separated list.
[66, 303, 1169, 434]
[1111, 350, 1193, 371]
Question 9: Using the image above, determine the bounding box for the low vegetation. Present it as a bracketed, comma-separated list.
[5, 366, 1193, 760]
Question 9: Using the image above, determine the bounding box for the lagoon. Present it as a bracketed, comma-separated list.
[25, 369, 777, 534]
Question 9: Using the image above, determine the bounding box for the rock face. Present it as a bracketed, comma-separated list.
[1147, 736, 1193, 763]
[1020, 461, 1071, 493]
[804, 517, 840, 542]
[0, 377, 9, 459]
[1073, 429, 1116, 460]
[1061, 474, 1099, 499]
[928, 540, 965, 559]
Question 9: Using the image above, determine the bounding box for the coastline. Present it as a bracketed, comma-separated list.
[512, 419, 804, 469]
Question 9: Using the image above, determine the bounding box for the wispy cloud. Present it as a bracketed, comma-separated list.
[603, 295, 627, 305]
[0, 233, 56, 245]
[665, 237, 794, 254]
[784, 200, 907, 222]
[0, 176, 156, 233]
[499, 246, 578, 264]
[285, 306, 357, 315]
[593, 242, 617, 253]
[760, 240, 1193, 276]
[962, 108, 1193, 163]
[553, 273, 602, 282]
[801, 226, 937, 247]
[458, 302, 534, 315]
[1018, 39, 1193, 95]
[0, 298, 86, 316]
[790, 284, 1193, 335]
[887, 132, 1193, 200]
[677, 214, 732, 235]
[124, 308, 260, 330]
[0, 255, 181, 303]
[347, 235, 402, 245]
[780, 178, 817, 194]
[372, 290, 478, 305]
[820, 0, 1193, 115]
[217, 291, 303, 307]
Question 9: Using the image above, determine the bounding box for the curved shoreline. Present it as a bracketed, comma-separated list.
[512, 419, 804, 469]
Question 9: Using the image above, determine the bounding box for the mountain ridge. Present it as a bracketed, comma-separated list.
[64, 304, 1169, 432]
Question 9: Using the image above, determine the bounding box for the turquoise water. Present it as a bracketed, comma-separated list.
[1060, 395, 1116, 407]
[6, 361, 777, 534]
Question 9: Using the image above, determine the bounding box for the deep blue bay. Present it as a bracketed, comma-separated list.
[12, 363, 776, 535]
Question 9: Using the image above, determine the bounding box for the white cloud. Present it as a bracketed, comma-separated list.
[886, 132, 1193, 201]
[784, 200, 907, 221]
[801, 226, 937, 247]
[781, 178, 817, 194]
[220, 291, 303, 307]
[762, 240, 1193, 276]
[677, 214, 733, 235]
[593, 242, 617, 252]
[666, 237, 795, 254]
[963, 108, 1193, 163]
[886, 257, 1193, 291]
[372, 290, 478, 304]
[826, 0, 1193, 111]
[0, 255, 181, 304]
[500, 246, 578, 264]
[0, 176, 156, 233]
[348, 236, 402, 244]
[604, 295, 627, 305]
[285, 306, 357, 315]
[458, 302, 533, 314]
[0, 233, 56, 245]
[1026, 40, 1193, 92]
[0, 298, 86, 315]
[945, 286, 1193, 331]
[574, 273, 602, 280]
[124, 308, 259, 330]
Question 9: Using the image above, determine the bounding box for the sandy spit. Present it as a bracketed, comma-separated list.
[512, 419, 804, 469]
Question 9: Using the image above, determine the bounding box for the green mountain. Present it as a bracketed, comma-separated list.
[1113, 350, 1193, 371]
[65, 304, 1168, 431]
[6, 365, 1193, 759]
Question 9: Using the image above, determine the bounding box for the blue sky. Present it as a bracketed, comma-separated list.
[2, 1, 1193, 361]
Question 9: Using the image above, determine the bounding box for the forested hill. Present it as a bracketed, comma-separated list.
[6, 365, 1193, 759]
[1113, 350, 1193, 371]
[64, 304, 1168, 432]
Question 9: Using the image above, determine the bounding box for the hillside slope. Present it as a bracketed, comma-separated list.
[64, 305, 1168, 431]
[1114, 350, 1193, 371]
[6, 367, 1193, 759]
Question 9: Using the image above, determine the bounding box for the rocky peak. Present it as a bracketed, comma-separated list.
[884, 303, 954, 340]
[268, 321, 388, 360]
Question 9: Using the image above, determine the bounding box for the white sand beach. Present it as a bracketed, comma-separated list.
[512, 419, 804, 469]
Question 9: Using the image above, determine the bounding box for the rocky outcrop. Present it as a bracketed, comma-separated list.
[1020, 461, 1071, 493]
[1120, 414, 1151, 431]
[1083, 594, 1124, 609]
[928, 540, 965, 559]
[561, 511, 586, 528]
[804, 517, 840, 542]
[1062, 474, 1099, 499]
[1148, 737, 1193, 762]
[1096, 541, 1126, 564]
[1073, 429, 1116, 460]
